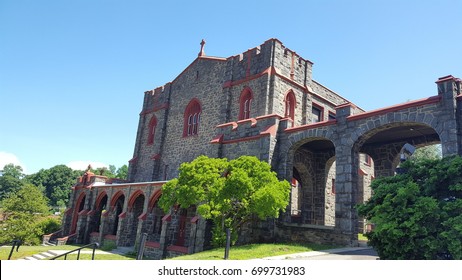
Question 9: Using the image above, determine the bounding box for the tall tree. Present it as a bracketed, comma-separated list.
[26, 165, 80, 208]
[159, 155, 291, 246]
[1, 163, 24, 179]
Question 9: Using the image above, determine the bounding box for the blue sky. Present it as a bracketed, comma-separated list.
[1, 0, 461, 174]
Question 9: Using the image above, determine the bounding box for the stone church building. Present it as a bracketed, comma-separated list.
[51, 39, 462, 259]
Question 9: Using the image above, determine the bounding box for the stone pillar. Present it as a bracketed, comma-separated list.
[334, 103, 358, 246]
[436, 75, 461, 156]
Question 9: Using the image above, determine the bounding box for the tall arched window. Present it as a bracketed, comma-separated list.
[183, 99, 202, 137]
[147, 116, 157, 145]
[239, 88, 253, 120]
[284, 90, 296, 125]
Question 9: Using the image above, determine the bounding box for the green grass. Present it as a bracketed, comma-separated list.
[358, 233, 369, 241]
[0, 245, 135, 260]
[169, 243, 336, 260]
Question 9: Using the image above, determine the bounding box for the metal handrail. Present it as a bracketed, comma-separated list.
[49, 242, 99, 260]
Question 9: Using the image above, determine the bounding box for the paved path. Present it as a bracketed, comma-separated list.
[261, 247, 379, 260]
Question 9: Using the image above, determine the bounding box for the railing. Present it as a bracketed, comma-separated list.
[5, 240, 22, 260]
[49, 242, 99, 260]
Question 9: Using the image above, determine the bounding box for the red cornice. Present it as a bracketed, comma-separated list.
[285, 120, 337, 134]
[347, 95, 441, 121]
[140, 103, 169, 115]
[213, 124, 278, 145]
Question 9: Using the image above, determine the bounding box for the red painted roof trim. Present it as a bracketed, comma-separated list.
[347, 95, 441, 121]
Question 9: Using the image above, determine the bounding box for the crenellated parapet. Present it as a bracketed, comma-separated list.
[141, 83, 171, 115]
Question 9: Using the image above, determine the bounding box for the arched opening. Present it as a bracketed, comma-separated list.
[111, 193, 125, 236]
[147, 116, 157, 145]
[183, 99, 202, 136]
[70, 193, 86, 234]
[284, 90, 296, 126]
[290, 138, 336, 226]
[127, 191, 145, 246]
[148, 190, 164, 244]
[357, 122, 441, 177]
[93, 192, 108, 233]
[239, 88, 253, 120]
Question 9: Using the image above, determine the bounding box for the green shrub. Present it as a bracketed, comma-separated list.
[358, 156, 462, 259]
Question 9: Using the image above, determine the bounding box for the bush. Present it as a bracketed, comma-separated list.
[358, 156, 462, 259]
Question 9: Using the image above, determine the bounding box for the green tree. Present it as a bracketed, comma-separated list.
[159, 155, 291, 247]
[0, 175, 23, 201]
[1, 163, 24, 179]
[116, 164, 128, 179]
[358, 155, 462, 259]
[0, 183, 50, 245]
[26, 165, 81, 208]
[411, 144, 442, 162]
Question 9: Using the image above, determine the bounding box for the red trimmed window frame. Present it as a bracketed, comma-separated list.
[239, 88, 253, 120]
[183, 99, 202, 137]
[284, 90, 296, 126]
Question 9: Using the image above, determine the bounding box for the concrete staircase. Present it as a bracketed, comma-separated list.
[19, 250, 58, 260]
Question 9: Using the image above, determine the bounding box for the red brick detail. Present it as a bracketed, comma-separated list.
[148, 190, 162, 210]
[78, 209, 89, 216]
[183, 98, 202, 137]
[358, 168, 368, 176]
[129, 157, 138, 164]
[118, 212, 127, 219]
[347, 95, 441, 121]
[210, 134, 224, 144]
[151, 154, 161, 160]
[110, 190, 125, 209]
[64, 208, 72, 215]
[87, 210, 96, 216]
[236, 118, 257, 127]
[260, 124, 278, 137]
[139, 103, 169, 115]
[191, 216, 200, 224]
[90, 232, 100, 237]
[435, 75, 459, 83]
[104, 234, 117, 241]
[239, 88, 253, 120]
[457, 94, 462, 100]
[95, 191, 108, 209]
[162, 214, 172, 222]
[167, 245, 188, 254]
[217, 122, 238, 130]
[145, 241, 161, 248]
[138, 212, 147, 221]
[128, 189, 145, 209]
[285, 120, 337, 133]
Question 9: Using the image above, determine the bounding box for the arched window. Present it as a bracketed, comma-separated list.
[284, 90, 296, 125]
[183, 99, 201, 137]
[239, 88, 253, 120]
[147, 116, 157, 145]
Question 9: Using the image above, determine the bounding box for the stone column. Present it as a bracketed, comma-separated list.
[436, 76, 461, 156]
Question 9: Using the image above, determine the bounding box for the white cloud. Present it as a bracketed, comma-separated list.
[66, 161, 109, 171]
[0, 151, 25, 171]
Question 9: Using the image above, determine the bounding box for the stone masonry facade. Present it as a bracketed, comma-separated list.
[55, 38, 462, 259]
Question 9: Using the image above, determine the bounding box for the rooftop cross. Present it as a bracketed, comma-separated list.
[198, 39, 206, 57]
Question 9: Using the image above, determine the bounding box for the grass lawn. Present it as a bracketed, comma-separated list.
[169, 243, 336, 260]
[0, 245, 135, 260]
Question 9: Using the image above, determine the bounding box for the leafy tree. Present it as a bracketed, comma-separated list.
[411, 144, 442, 162]
[159, 155, 291, 247]
[26, 165, 81, 208]
[1, 163, 24, 179]
[0, 175, 23, 201]
[116, 164, 128, 179]
[0, 183, 50, 245]
[358, 155, 462, 259]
